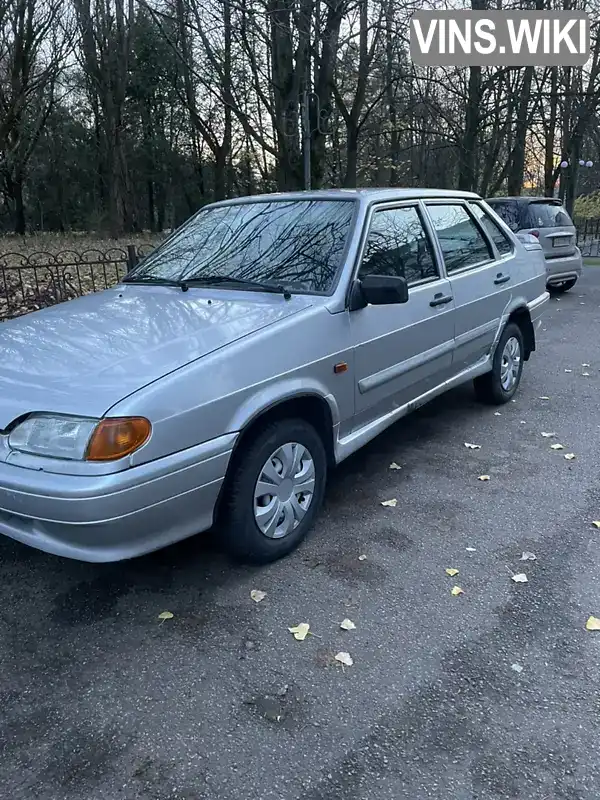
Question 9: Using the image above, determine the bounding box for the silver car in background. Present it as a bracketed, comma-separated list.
[486, 196, 583, 292]
[0, 189, 548, 564]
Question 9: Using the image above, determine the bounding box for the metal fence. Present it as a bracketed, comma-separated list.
[1, 220, 599, 322]
[0, 244, 155, 321]
[575, 218, 600, 258]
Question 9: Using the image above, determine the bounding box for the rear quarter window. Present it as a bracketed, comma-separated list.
[524, 202, 573, 229]
[470, 203, 514, 256]
[487, 200, 520, 231]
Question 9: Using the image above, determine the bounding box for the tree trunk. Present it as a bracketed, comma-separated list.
[458, 66, 481, 191]
[507, 67, 533, 195]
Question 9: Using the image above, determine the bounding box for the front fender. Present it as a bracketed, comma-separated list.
[225, 378, 341, 435]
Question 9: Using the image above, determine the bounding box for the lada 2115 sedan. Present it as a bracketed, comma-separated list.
[0, 189, 548, 563]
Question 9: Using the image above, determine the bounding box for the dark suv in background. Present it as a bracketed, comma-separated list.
[486, 197, 582, 292]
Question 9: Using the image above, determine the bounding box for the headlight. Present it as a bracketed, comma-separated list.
[9, 414, 151, 461]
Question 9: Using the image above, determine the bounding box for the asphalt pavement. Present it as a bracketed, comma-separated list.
[3, 269, 600, 800]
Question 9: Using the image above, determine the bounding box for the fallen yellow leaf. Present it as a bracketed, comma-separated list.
[564, 453, 576, 461]
[250, 590, 266, 603]
[288, 623, 310, 641]
[335, 651, 354, 667]
[550, 444, 564, 450]
[592, 521, 600, 529]
[389, 462, 402, 470]
[381, 498, 397, 507]
[464, 442, 481, 449]
[445, 568, 459, 577]
[478, 475, 490, 481]
[340, 618, 356, 631]
[586, 616, 600, 631]
[158, 611, 174, 620]
[451, 586, 464, 596]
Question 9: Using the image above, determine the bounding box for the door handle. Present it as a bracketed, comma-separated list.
[430, 293, 453, 307]
[494, 274, 510, 285]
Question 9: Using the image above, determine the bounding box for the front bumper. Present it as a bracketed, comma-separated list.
[0, 433, 236, 562]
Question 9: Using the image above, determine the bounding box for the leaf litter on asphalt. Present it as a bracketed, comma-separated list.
[381, 498, 397, 507]
[592, 521, 600, 529]
[511, 663, 524, 673]
[358, 554, 367, 561]
[250, 590, 266, 603]
[466, 547, 477, 552]
[478, 475, 490, 481]
[511, 573, 528, 583]
[550, 444, 564, 450]
[335, 652, 354, 667]
[340, 619, 356, 631]
[445, 568, 459, 576]
[288, 623, 310, 641]
[451, 586, 464, 596]
[520, 552, 537, 561]
[586, 616, 600, 631]
[564, 453, 576, 460]
[158, 611, 174, 621]
[389, 462, 402, 470]
[541, 432, 556, 438]
[464, 442, 481, 449]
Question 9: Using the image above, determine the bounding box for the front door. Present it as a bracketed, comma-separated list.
[349, 203, 456, 431]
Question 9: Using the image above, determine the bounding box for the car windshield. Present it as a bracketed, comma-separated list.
[127, 199, 356, 294]
[524, 201, 573, 229]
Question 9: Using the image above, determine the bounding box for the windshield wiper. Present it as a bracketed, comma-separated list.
[123, 275, 189, 292]
[184, 275, 291, 300]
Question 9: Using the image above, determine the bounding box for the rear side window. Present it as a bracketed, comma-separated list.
[487, 200, 520, 231]
[360, 205, 439, 284]
[524, 201, 573, 229]
[470, 203, 514, 256]
[425, 203, 492, 273]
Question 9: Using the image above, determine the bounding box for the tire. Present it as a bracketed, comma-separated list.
[474, 322, 524, 405]
[221, 418, 327, 563]
[548, 278, 577, 293]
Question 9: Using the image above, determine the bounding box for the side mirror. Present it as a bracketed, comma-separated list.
[350, 274, 409, 310]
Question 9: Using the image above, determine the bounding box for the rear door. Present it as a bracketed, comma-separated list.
[423, 201, 514, 373]
[522, 200, 577, 258]
[349, 202, 455, 429]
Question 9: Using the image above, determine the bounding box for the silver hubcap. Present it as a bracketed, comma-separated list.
[500, 336, 521, 391]
[254, 443, 316, 539]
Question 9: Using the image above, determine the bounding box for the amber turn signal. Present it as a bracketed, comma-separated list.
[86, 417, 151, 461]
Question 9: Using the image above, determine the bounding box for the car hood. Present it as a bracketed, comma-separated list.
[0, 285, 312, 429]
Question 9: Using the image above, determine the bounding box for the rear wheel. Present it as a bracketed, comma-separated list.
[474, 322, 524, 405]
[548, 278, 577, 293]
[221, 418, 327, 563]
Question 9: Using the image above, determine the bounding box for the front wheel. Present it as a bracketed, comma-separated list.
[474, 322, 524, 405]
[221, 418, 327, 563]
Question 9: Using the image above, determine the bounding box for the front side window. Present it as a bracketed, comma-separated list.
[127, 199, 355, 294]
[426, 204, 492, 273]
[359, 206, 438, 284]
[470, 203, 514, 256]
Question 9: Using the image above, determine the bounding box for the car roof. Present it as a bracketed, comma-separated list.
[487, 196, 562, 205]
[212, 188, 481, 207]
